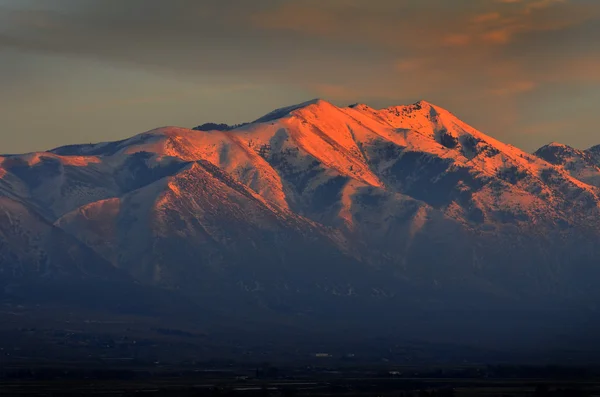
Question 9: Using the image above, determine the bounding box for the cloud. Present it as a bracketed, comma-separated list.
[489, 81, 536, 96]
[523, 0, 566, 14]
[473, 12, 502, 23]
[435, 0, 594, 48]
[482, 30, 513, 44]
[443, 34, 472, 46]
[395, 58, 428, 72]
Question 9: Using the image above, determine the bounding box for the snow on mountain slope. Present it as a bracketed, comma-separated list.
[43, 98, 598, 231]
[252, 99, 383, 187]
[35, 99, 599, 227]
[214, 99, 600, 297]
[535, 142, 600, 187]
[0, 153, 120, 220]
[0, 196, 118, 282]
[0, 148, 196, 220]
[56, 160, 369, 297]
[194, 99, 599, 233]
[340, 101, 599, 221]
[51, 127, 290, 210]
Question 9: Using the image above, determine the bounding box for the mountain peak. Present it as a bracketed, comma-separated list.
[414, 99, 434, 107]
[253, 98, 334, 124]
[534, 142, 580, 159]
[252, 98, 453, 126]
[410, 100, 452, 115]
[379, 99, 447, 116]
[545, 142, 571, 149]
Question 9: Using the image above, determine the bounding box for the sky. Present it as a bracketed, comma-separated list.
[0, 0, 598, 153]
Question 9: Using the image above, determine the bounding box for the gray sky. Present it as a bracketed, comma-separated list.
[0, 0, 599, 153]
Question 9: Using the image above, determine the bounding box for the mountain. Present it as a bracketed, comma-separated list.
[2, 98, 600, 359]
[535, 142, 600, 187]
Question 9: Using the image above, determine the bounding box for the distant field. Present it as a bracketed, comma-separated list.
[2, 362, 600, 396]
[3, 375, 600, 396]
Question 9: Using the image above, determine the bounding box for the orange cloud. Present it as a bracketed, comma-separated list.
[395, 58, 428, 72]
[523, 0, 566, 15]
[443, 34, 472, 47]
[446, 0, 591, 47]
[473, 12, 502, 23]
[250, 0, 593, 54]
[482, 29, 512, 44]
[489, 81, 536, 96]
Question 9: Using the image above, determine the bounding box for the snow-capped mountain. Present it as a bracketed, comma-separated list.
[2, 99, 600, 329]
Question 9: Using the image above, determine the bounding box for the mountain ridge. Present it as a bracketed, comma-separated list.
[2, 98, 600, 353]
